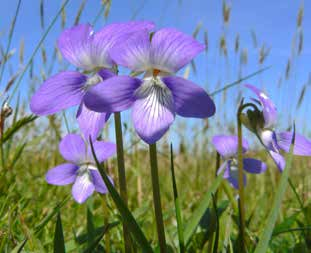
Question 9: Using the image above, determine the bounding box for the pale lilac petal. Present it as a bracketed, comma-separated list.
[277, 131, 311, 156]
[269, 150, 285, 172]
[243, 158, 267, 174]
[92, 21, 154, 69]
[245, 84, 277, 128]
[110, 31, 151, 72]
[46, 163, 78, 185]
[72, 172, 95, 203]
[86, 141, 116, 163]
[223, 160, 246, 189]
[30, 71, 86, 115]
[84, 76, 141, 113]
[90, 170, 113, 194]
[132, 79, 175, 144]
[58, 24, 99, 70]
[77, 103, 110, 140]
[59, 134, 86, 164]
[217, 161, 228, 175]
[150, 28, 205, 73]
[162, 76, 215, 118]
[212, 135, 249, 159]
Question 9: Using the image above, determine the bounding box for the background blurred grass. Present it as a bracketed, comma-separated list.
[0, 0, 311, 252]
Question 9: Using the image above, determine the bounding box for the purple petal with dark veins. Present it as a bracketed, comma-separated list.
[212, 135, 249, 159]
[150, 28, 205, 73]
[30, 71, 86, 116]
[84, 76, 141, 113]
[59, 134, 86, 164]
[277, 131, 311, 156]
[162, 76, 215, 118]
[46, 163, 78, 185]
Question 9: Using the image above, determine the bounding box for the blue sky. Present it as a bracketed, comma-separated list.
[0, 0, 310, 142]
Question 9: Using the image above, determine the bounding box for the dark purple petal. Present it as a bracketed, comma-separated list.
[97, 69, 116, 80]
[132, 80, 175, 144]
[86, 141, 116, 163]
[77, 103, 110, 140]
[245, 84, 277, 128]
[269, 150, 285, 172]
[46, 163, 78, 185]
[212, 135, 249, 159]
[150, 28, 205, 73]
[84, 76, 141, 113]
[59, 134, 86, 164]
[162, 76, 215, 118]
[110, 31, 151, 72]
[223, 161, 246, 189]
[277, 131, 311, 156]
[30, 71, 86, 116]
[243, 158, 267, 174]
[90, 170, 113, 194]
[72, 172, 95, 203]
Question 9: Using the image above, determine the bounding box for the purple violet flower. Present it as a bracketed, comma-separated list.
[212, 135, 267, 189]
[245, 84, 311, 171]
[30, 21, 155, 138]
[46, 133, 116, 204]
[84, 28, 216, 144]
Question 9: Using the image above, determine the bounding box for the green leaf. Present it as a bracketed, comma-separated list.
[87, 205, 95, 247]
[272, 211, 300, 236]
[10, 239, 27, 253]
[89, 139, 153, 253]
[254, 129, 295, 253]
[35, 196, 69, 234]
[169, 144, 185, 252]
[184, 173, 223, 245]
[1, 115, 37, 143]
[54, 212, 66, 253]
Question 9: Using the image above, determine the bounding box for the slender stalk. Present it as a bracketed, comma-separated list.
[169, 144, 184, 253]
[236, 102, 258, 252]
[149, 143, 166, 253]
[0, 0, 22, 84]
[8, 0, 70, 103]
[113, 112, 131, 253]
[237, 104, 246, 253]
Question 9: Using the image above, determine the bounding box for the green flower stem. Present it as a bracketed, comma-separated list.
[114, 112, 131, 253]
[149, 143, 167, 252]
[237, 104, 246, 253]
[236, 102, 257, 253]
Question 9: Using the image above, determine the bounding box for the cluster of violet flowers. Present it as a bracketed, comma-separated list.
[30, 21, 216, 203]
[30, 20, 311, 203]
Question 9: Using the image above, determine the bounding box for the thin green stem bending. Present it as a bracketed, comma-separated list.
[149, 143, 167, 253]
[114, 112, 131, 253]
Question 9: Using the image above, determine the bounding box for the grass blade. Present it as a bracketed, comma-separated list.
[54, 212, 66, 253]
[1, 115, 37, 143]
[169, 144, 185, 252]
[89, 138, 153, 253]
[184, 173, 223, 245]
[210, 66, 270, 97]
[254, 128, 296, 253]
[9, 0, 70, 102]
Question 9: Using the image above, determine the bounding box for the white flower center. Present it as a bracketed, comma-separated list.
[84, 74, 103, 90]
[258, 128, 279, 152]
[135, 76, 173, 109]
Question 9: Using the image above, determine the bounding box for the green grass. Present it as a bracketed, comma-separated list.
[0, 1, 311, 252]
